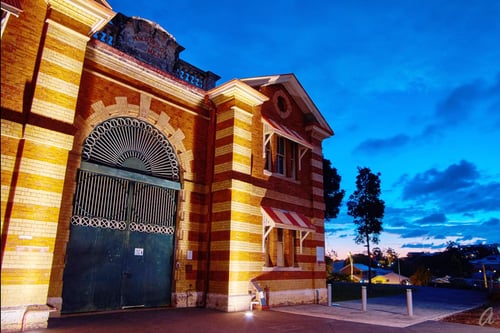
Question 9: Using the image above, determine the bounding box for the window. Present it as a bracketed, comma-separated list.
[264, 133, 272, 171]
[290, 141, 297, 179]
[264, 134, 299, 179]
[272, 91, 291, 119]
[262, 117, 312, 179]
[277, 96, 287, 114]
[277, 136, 286, 175]
[276, 228, 284, 266]
[264, 227, 296, 268]
[261, 206, 315, 270]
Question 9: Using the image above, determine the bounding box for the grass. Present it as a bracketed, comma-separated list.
[329, 282, 409, 301]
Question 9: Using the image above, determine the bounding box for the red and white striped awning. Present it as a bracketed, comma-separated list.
[262, 116, 313, 149]
[261, 206, 315, 233]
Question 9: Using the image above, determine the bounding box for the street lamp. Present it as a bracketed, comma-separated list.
[397, 256, 401, 284]
[348, 251, 353, 281]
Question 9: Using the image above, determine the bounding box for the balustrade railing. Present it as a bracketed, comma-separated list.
[92, 20, 219, 90]
[175, 60, 220, 90]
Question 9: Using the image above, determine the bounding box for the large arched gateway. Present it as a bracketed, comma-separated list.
[62, 117, 181, 313]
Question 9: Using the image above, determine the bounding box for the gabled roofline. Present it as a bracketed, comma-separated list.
[241, 74, 334, 137]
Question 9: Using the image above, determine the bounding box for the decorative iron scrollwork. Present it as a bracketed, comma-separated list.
[82, 117, 180, 181]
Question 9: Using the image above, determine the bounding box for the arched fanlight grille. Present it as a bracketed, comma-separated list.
[82, 117, 180, 181]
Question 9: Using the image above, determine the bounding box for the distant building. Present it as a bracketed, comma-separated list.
[1, 1, 334, 330]
[332, 261, 346, 274]
[372, 272, 409, 285]
[470, 255, 500, 271]
[406, 251, 434, 258]
[340, 264, 391, 282]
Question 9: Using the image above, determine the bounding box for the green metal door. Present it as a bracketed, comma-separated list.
[121, 181, 177, 308]
[122, 232, 174, 308]
[62, 168, 178, 313]
[62, 222, 124, 312]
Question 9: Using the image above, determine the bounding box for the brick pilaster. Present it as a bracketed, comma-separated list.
[1, 1, 114, 329]
[206, 80, 268, 311]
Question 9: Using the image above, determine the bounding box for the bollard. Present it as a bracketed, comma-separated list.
[406, 288, 413, 317]
[327, 284, 332, 307]
[361, 286, 367, 312]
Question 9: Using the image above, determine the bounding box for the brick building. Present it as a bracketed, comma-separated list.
[1, 0, 334, 330]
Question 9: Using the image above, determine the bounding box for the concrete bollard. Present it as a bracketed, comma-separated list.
[327, 284, 332, 307]
[361, 286, 367, 312]
[406, 288, 413, 317]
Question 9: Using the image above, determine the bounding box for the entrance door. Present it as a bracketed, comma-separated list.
[122, 232, 174, 308]
[121, 181, 177, 308]
[62, 168, 178, 313]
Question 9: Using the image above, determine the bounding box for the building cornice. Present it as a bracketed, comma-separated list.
[207, 79, 268, 108]
[46, 0, 115, 35]
[85, 41, 206, 108]
[306, 124, 334, 141]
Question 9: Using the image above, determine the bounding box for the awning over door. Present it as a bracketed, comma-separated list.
[261, 206, 315, 253]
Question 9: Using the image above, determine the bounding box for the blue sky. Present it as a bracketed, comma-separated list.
[109, 1, 500, 259]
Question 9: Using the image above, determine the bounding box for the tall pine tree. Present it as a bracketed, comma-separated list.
[347, 167, 385, 287]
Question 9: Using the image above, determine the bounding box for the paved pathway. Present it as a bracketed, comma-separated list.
[274, 286, 489, 328]
[25, 287, 498, 333]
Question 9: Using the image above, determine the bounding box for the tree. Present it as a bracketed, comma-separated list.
[372, 247, 383, 261]
[326, 249, 338, 261]
[323, 158, 345, 220]
[410, 266, 432, 286]
[445, 241, 460, 252]
[347, 167, 385, 288]
[384, 247, 398, 268]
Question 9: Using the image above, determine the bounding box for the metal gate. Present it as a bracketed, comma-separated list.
[62, 166, 179, 313]
[62, 117, 181, 313]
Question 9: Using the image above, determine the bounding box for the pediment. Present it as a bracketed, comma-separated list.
[241, 74, 333, 138]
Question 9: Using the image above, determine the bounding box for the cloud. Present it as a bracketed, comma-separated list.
[453, 183, 500, 213]
[353, 134, 411, 154]
[386, 212, 499, 250]
[402, 160, 479, 200]
[402, 242, 447, 249]
[402, 229, 429, 238]
[413, 213, 447, 224]
[456, 235, 474, 242]
[395, 162, 500, 237]
[482, 217, 500, 227]
[396, 214, 446, 239]
[423, 74, 500, 135]
[435, 81, 483, 125]
[351, 74, 500, 157]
